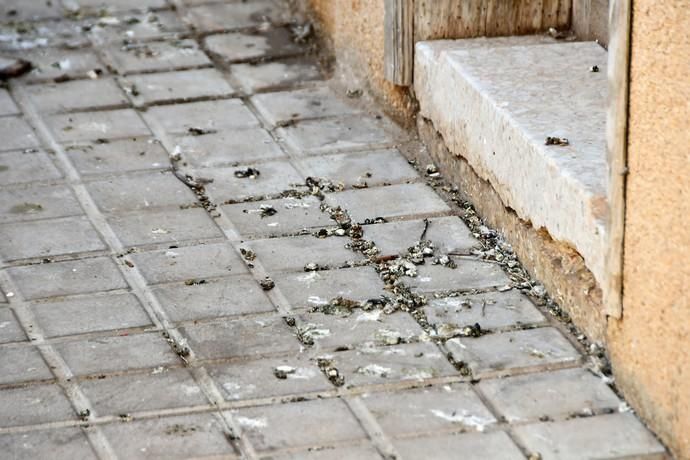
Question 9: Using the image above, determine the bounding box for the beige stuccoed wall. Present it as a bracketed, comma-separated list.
[607, 1, 689, 458]
[306, 0, 417, 124]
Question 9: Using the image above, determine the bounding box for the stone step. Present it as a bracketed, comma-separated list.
[415, 36, 608, 286]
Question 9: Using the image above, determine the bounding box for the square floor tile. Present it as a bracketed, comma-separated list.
[86, 172, 197, 214]
[8, 257, 128, 300]
[47, 109, 150, 143]
[122, 68, 235, 105]
[188, 1, 277, 33]
[392, 431, 524, 460]
[251, 86, 360, 127]
[0, 308, 27, 344]
[106, 39, 211, 74]
[327, 341, 457, 388]
[55, 333, 179, 376]
[222, 195, 333, 238]
[0, 384, 75, 428]
[295, 311, 424, 351]
[153, 275, 275, 322]
[0, 150, 62, 186]
[0, 185, 82, 223]
[80, 368, 207, 415]
[301, 149, 419, 188]
[478, 367, 621, 422]
[0, 429, 96, 460]
[232, 399, 367, 452]
[0, 216, 106, 261]
[231, 57, 323, 94]
[26, 78, 128, 113]
[205, 28, 307, 63]
[445, 327, 581, 377]
[19, 48, 103, 83]
[0, 89, 19, 116]
[144, 98, 258, 134]
[246, 234, 362, 273]
[0, 117, 39, 152]
[325, 183, 451, 223]
[108, 208, 223, 247]
[403, 258, 510, 293]
[362, 384, 496, 436]
[65, 137, 169, 175]
[278, 116, 396, 155]
[207, 353, 332, 401]
[131, 242, 247, 284]
[31, 292, 151, 338]
[101, 412, 235, 459]
[362, 215, 477, 257]
[0, 346, 53, 384]
[88, 10, 186, 43]
[180, 316, 299, 360]
[274, 266, 384, 310]
[172, 128, 284, 167]
[202, 159, 304, 203]
[424, 290, 546, 333]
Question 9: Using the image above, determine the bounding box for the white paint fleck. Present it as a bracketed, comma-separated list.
[430, 409, 493, 431]
[357, 364, 392, 378]
[235, 416, 267, 429]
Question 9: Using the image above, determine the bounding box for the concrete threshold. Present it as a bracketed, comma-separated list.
[415, 36, 608, 288]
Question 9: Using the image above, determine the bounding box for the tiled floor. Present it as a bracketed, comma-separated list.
[0, 1, 667, 459]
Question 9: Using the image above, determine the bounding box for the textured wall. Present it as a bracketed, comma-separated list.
[608, 1, 690, 458]
[307, 0, 417, 124]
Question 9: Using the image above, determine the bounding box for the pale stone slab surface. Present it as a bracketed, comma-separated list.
[403, 258, 510, 292]
[202, 159, 304, 202]
[47, 109, 151, 142]
[415, 39, 608, 285]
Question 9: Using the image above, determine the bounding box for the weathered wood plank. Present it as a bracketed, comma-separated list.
[604, 0, 632, 318]
[486, 0, 519, 36]
[384, 0, 415, 85]
[414, 0, 486, 41]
